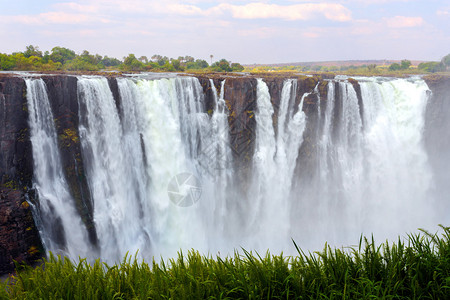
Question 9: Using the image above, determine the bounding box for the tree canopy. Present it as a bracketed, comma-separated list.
[3, 45, 448, 75]
[0, 45, 245, 73]
[389, 60, 411, 71]
[442, 54, 450, 69]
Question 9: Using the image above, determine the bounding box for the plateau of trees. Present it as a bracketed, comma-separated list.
[246, 54, 450, 75]
[0, 45, 244, 73]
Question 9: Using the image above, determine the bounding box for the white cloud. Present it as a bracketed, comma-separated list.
[0, 0, 354, 29]
[385, 16, 424, 28]
[237, 27, 277, 38]
[53, 2, 100, 13]
[166, 4, 204, 15]
[350, 19, 378, 35]
[302, 31, 320, 38]
[214, 3, 351, 21]
[0, 12, 105, 25]
[53, 1, 352, 21]
[54, 0, 154, 14]
[348, 0, 412, 3]
[41, 12, 108, 24]
[0, 0, 446, 64]
[289, 0, 414, 3]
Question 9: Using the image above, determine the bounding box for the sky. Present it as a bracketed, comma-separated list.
[0, 0, 449, 64]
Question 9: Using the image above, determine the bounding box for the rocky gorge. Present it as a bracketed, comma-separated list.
[1, 72, 449, 274]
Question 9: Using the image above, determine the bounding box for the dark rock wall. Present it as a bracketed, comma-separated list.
[294, 77, 322, 184]
[198, 75, 329, 171]
[0, 77, 32, 187]
[43, 76, 98, 247]
[0, 76, 43, 274]
[197, 75, 258, 169]
[424, 75, 450, 216]
[223, 77, 258, 169]
[196, 76, 218, 115]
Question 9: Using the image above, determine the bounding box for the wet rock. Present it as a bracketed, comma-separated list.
[0, 76, 43, 275]
[42, 76, 98, 247]
[424, 75, 450, 215]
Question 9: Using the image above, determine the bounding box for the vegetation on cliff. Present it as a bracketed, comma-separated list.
[245, 54, 450, 76]
[2, 45, 448, 76]
[2, 226, 450, 299]
[0, 45, 244, 73]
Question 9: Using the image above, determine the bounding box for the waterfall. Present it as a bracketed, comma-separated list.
[25, 74, 440, 261]
[359, 78, 432, 234]
[77, 77, 152, 261]
[249, 78, 308, 252]
[25, 78, 91, 258]
[203, 79, 232, 240]
[291, 77, 433, 249]
[77, 77, 212, 260]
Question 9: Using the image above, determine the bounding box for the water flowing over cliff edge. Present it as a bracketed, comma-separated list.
[1, 73, 449, 274]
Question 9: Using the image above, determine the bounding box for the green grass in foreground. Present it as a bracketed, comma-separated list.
[2, 226, 450, 299]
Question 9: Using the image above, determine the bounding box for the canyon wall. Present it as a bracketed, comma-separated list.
[0, 73, 448, 274]
[0, 76, 41, 273]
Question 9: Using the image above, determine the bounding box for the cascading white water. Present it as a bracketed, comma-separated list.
[201, 79, 233, 243]
[359, 78, 433, 235]
[123, 77, 208, 258]
[290, 77, 434, 250]
[77, 76, 154, 261]
[248, 79, 308, 253]
[25, 78, 91, 258]
[27, 74, 442, 262]
[75, 76, 238, 261]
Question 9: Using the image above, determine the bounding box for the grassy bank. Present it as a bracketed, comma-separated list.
[2, 226, 450, 299]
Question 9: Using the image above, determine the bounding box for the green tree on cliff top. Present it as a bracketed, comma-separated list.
[122, 53, 144, 71]
[400, 59, 411, 69]
[0, 45, 244, 72]
[442, 53, 450, 70]
[23, 45, 43, 58]
[49, 47, 76, 64]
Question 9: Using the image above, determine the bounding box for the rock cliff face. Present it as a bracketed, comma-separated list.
[424, 75, 450, 216]
[0, 76, 42, 273]
[0, 73, 448, 274]
[42, 76, 97, 248]
[197, 75, 333, 170]
[197, 76, 257, 168]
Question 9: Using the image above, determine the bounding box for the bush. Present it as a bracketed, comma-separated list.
[122, 54, 144, 71]
[418, 61, 446, 73]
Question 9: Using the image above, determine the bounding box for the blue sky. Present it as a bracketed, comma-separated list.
[0, 0, 448, 64]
